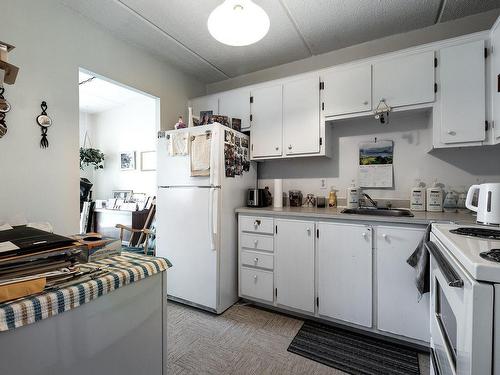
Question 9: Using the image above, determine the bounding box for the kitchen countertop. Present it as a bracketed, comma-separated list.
[235, 206, 476, 225]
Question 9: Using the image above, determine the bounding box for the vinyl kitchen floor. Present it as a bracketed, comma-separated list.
[167, 301, 430, 375]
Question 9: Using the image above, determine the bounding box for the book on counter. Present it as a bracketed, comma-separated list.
[71, 233, 122, 262]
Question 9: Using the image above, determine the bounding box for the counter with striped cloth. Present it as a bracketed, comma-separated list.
[0, 252, 170, 332]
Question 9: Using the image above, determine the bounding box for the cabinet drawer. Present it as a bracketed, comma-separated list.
[240, 216, 274, 234]
[240, 234, 274, 252]
[240, 267, 274, 302]
[241, 250, 274, 270]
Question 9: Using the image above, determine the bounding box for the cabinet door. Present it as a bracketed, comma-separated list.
[275, 219, 315, 313]
[250, 85, 283, 158]
[376, 226, 429, 342]
[317, 222, 372, 327]
[439, 41, 486, 144]
[190, 95, 219, 118]
[283, 77, 320, 155]
[373, 51, 435, 108]
[321, 65, 372, 116]
[492, 21, 500, 144]
[219, 89, 251, 131]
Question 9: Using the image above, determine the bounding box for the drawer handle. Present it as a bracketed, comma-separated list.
[362, 232, 367, 238]
[306, 228, 311, 235]
[382, 233, 387, 239]
[275, 146, 279, 151]
[253, 275, 258, 281]
[254, 220, 261, 228]
[254, 257, 259, 264]
[254, 239, 258, 247]
[363, 100, 368, 105]
[288, 145, 292, 150]
[447, 130, 456, 136]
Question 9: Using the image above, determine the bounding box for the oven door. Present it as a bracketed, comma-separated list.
[428, 234, 493, 375]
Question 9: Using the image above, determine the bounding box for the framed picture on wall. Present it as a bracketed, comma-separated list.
[113, 190, 133, 201]
[141, 150, 156, 171]
[120, 151, 136, 170]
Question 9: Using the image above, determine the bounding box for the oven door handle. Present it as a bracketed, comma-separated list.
[426, 241, 464, 288]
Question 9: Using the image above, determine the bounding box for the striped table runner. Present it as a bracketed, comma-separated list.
[0, 252, 170, 332]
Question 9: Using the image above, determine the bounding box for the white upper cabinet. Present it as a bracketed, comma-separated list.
[218, 89, 251, 131]
[373, 51, 435, 109]
[491, 19, 500, 144]
[275, 219, 315, 313]
[283, 77, 320, 155]
[321, 64, 372, 117]
[190, 94, 219, 119]
[438, 40, 486, 145]
[317, 222, 373, 328]
[250, 85, 283, 158]
[376, 226, 429, 343]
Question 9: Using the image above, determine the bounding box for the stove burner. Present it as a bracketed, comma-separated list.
[450, 227, 500, 240]
[480, 249, 500, 263]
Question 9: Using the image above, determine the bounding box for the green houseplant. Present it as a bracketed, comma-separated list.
[80, 147, 105, 170]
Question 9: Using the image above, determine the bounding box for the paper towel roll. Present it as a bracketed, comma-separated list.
[273, 179, 283, 208]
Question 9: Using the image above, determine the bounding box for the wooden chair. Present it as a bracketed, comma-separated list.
[115, 199, 156, 256]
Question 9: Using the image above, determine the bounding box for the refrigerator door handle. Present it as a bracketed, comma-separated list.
[209, 188, 218, 251]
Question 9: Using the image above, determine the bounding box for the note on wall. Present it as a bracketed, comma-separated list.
[358, 140, 394, 188]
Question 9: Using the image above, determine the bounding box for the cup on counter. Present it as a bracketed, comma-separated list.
[316, 196, 326, 208]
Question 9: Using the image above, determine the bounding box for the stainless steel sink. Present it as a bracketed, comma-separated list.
[341, 207, 414, 217]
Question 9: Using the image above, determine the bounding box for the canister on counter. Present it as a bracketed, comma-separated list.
[289, 190, 303, 207]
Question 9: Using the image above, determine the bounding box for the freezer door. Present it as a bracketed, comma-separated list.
[157, 125, 221, 187]
[156, 187, 219, 310]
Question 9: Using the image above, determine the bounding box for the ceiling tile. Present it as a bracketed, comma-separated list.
[439, 0, 500, 22]
[61, 0, 228, 83]
[119, 0, 311, 77]
[282, 0, 442, 55]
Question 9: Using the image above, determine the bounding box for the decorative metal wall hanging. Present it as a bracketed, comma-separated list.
[36, 101, 52, 148]
[0, 87, 10, 139]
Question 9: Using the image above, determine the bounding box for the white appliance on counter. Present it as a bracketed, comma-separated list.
[156, 123, 257, 314]
[428, 223, 500, 375]
[466, 183, 500, 226]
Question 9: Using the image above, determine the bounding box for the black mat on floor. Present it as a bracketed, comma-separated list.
[287, 321, 420, 375]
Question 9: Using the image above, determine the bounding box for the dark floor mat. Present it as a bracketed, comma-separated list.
[287, 320, 420, 375]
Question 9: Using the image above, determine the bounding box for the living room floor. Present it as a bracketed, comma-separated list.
[167, 301, 430, 375]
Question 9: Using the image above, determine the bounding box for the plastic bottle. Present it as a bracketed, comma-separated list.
[328, 187, 337, 208]
[443, 187, 458, 213]
[456, 186, 468, 213]
[426, 180, 443, 212]
[346, 180, 359, 209]
[410, 179, 426, 212]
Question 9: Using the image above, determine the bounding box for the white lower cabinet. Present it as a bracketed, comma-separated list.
[376, 226, 430, 342]
[238, 215, 429, 344]
[240, 268, 274, 302]
[275, 219, 315, 313]
[317, 222, 373, 327]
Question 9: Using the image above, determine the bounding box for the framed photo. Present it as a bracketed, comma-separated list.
[113, 190, 133, 201]
[141, 151, 156, 171]
[120, 151, 136, 170]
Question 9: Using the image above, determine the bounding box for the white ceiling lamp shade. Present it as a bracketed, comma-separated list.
[207, 0, 270, 47]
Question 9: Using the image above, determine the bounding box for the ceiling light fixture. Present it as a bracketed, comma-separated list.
[207, 0, 270, 47]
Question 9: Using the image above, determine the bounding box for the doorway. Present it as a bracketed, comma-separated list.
[78, 68, 160, 237]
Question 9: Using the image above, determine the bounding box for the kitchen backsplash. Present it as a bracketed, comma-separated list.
[257, 110, 500, 202]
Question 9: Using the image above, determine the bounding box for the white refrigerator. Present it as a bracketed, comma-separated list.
[156, 123, 257, 314]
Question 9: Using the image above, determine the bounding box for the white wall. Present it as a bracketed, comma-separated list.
[258, 111, 500, 202]
[0, 0, 204, 234]
[85, 96, 157, 199]
[207, 10, 499, 93]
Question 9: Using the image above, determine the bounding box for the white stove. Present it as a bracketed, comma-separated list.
[429, 223, 500, 375]
[432, 223, 500, 283]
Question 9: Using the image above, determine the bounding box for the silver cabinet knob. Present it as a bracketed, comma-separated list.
[306, 228, 311, 235]
[253, 275, 258, 281]
[254, 220, 261, 229]
[447, 130, 456, 136]
[254, 239, 258, 247]
[254, 257, 259, 264]
[288, 145, 292, 150]
[362, 232, 367, 238]
[275, 146, 279, 151]
[363, 101, 369, 105]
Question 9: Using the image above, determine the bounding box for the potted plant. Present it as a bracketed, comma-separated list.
[80, 147, 105, 170]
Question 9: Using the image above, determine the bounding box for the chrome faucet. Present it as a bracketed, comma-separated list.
[362, 193, 378, 208]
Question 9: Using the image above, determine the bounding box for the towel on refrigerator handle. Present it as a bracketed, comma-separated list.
[190, 133, 211, 176]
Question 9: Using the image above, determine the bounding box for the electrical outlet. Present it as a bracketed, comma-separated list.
[320, 179, 327, 190]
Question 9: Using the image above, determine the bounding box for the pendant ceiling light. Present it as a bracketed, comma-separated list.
[207, 0, 270, 47]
